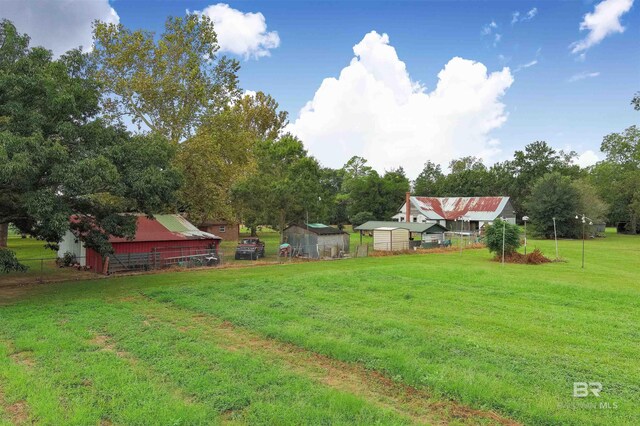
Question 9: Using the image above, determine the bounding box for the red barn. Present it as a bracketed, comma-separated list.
[58, 214, 221, 274]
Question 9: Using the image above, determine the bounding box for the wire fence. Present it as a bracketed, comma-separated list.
[4, 234, 485, 285]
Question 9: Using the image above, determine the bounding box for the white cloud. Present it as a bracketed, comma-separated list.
[575, 150, 601, 167]
[514, 60, 538, 72]
[571, 0, 634, 55]
[568, 71, 601, 82]
[287, 31, 514, 177]
[526, 8, 539, 20]
[494, 33, 502, 46]
[0, 0, 119, 57]
[481, 21, 498, 35]
[191, 3, 279, 59]
[512, 8, 538, 25]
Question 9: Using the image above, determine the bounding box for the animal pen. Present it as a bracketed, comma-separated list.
[283, 224, 350, 259]
[58, 214, 222, 274]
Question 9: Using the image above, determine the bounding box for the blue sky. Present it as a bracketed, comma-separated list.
[3, 0, 639, 176]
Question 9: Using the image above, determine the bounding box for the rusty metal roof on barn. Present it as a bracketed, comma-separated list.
[407, 197, 511, 221]
[108, 214, 221, 243]
[354, 221, 448, 233]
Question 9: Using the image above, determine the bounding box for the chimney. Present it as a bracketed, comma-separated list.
[405, 191, 411, 223]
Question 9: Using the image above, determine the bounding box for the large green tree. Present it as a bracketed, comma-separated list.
[342, 159, 409, 222]
[92, 14, 241, 144]
[179, 91, 289, 226]
[177, 108, 256, 224]
[499, 141, 582, 217]
[592, 124, 640, 232]
[232, 135, 325, 238]
[413, 161, 444, 196]
[0, 20, 181, 268]
[524, 172, 581, 238]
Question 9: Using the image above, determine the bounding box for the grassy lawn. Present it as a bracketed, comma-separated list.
[2, 232, 95, 285]
[0, 230, 638, 424]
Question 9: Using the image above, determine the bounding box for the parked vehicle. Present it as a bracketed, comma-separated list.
[235, 237, 265, 260]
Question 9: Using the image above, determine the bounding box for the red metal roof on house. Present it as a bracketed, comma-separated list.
[413, 197, 508, 220]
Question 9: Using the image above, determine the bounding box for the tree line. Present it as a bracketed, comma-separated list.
[1, 15, 638, 271]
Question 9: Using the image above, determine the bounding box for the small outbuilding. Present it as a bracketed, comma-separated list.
[354, 220, 448, 247]
[283, 224, 350, 259]
[373, 227, 410, 251]
[58, 214, 221, 274]
[198, 220, 240, 241]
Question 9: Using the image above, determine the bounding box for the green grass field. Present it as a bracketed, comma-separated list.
[0, 230, 638, 425]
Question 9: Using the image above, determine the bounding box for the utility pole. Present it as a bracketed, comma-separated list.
[552, 217, 559, 260]
[501, 218, 506, 265]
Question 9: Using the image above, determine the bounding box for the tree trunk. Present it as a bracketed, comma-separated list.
[250, 225, 257, 237]
[0, 223, 8, 248]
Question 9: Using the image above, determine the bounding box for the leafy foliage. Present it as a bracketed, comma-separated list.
[0, 20, 181, 262]
[591, 121, 640, 232]
[350, 211, 376, 227]
[413, 161, 444, 195]
[177, 108, 256, 224]
[0, 247, 27, 273]
[232, 135, 325, 236]
[92, 15, 241, 144]
[483, 218, 521, 256]
[525, 172, 581, 238]
[340, 157, 410, 221]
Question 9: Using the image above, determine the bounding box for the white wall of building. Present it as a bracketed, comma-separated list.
[57, 230, 86, 266]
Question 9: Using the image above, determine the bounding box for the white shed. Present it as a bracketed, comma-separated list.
[57, 230, 86, 266]
[373, 227, 410, 251]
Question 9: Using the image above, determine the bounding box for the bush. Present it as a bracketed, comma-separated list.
[0, 248, 28, 273]
[56, 252, 77, 268]
[484, 218, 521, 256]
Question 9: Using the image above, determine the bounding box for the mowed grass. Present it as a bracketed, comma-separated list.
[0, 230, 639, 425]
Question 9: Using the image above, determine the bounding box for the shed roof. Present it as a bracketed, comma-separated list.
[355, 221, 448, 233]
[108, 214, 221, 243]
[406, 196, 511, 221]
[284, 224, 348, 235]
[375, 226, 402, 231]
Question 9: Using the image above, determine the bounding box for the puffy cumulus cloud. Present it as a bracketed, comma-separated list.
[575, 150, 601, 168]
[287, 31, 514, 177]
[571, 0, 634, 55]
[0, 0, 118, 57]
[191, 3, 279, 59]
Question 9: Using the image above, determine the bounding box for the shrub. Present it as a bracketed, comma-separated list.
[0, 248, 28, 273]
[484, 218, 521, 256]
[56, 252, 77, 268]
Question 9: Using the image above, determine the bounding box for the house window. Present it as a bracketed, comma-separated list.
[413, 217, 417, 222]
[219, 226, 226, 233]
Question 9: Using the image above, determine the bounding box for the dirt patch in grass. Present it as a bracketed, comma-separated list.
[9, 351, 35, 368]
[0, 387, 30, 425]
[137, 298, 519, 426]
[90, 334, 133, 361]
